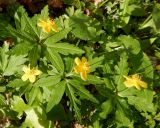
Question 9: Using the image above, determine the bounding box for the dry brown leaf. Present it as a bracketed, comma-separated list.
[47, 0, 64, 8]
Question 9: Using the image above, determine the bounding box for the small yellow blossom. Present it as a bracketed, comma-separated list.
[74, 57, 90, 81]
[37, 18, 58, 33]
[156, 64, 160, 70]
[123, 74, 147, 90]
[21, 65, 41, 83]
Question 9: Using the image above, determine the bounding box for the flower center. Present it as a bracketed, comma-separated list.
[28, 69, 36, 75]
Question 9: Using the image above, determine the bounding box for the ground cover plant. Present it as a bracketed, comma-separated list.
[0, 0, 160, 127]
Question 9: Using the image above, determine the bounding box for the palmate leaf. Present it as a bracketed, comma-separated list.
[131, 52, 153, 86]
[3, 55, 27, 76]
[69, 14, 97, 40]
[115, 98, 133, 127]
[11, 96, 30, 116]
[44, 28, 71, 45]
[127, 90, 155, 113]
[23, 12, 39, 38]
[114, 52, 129, 91]
[11, 41, 34, 55]
[66, 83, 81, 122]
[40, 5, 49, 19]
[124, 53, 155, 112]
[118, 35, 141, 55]
[22, 107, 50, 128]
[7, 79, 29, 88]
[46, 47, 64, 74]
[69, 79, 99, 103]
[33, 75, 61, 87]
[46, 81, 66, 112]
[6, 25, 35, 43]
[47, 42, 84, 55]
[14, 6, 26, 30]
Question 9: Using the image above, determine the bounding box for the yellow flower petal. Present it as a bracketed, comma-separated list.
[21, 74, 29, 81]
[74, 57, 90, 81]
[22, 66, 30, 73]
[34, 69, 41, 76]
[52, 26, 58, 32]
[74, 66, 80, 74]
[21, 65, 41, 83]
[137, 80, 147, 89]
[124, 80, 135, 87]
[134, 84, 141, 90]
[37, 18, 58, 33]
[44, 26, 50, 33]
[29, 76, 36, 83]
[80, 71, 87, 81]
[37, 20, 46, 27]
[75, 57, 81, 65]
[123, 74, 147, 90]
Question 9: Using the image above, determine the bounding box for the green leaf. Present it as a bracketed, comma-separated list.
[7, 79, 29, 88]
[99, 98, 113, 119]
[89, 56, 104, 72]
[14, 6, 26, 30]
[114, 52, 129, 91]
[40, 5, 49, 19]
[23, 13, 39, 38]
[46, 81, 66, 112]
[22, 107, 49, 128]
[47, 104, 66, 121]
[0, 86, 6, 92]
[118, 35, 141, 54]
[0, 43, 9, 71]
[11, 41, 34, 55]
[87, 75, 104, 85]
[64, 57, 74, 73]
[153, 4, 160, 32]
[46, 47, 64, 74]
[6, 25, 35, 43]
[126, 5, 146, 16]
[127, 90, 155, 112]
[0, 94, 5, 106]
[11, 96, 30, 115]
[44, 28, 71, 45]
[69, 79, 99, 103]
[139, 14, 155, 29]
[34, 75, 61, 87]
[46, 43, 84, 55]
[69, 14, 96, 40]
[29, 46, 41, 67]
[131, 52, 153, 86]
[28, 87, 41, 105]
[3, 55, 27, 76]
[66, 83, 81, 122]
[115, 98, 133, 127]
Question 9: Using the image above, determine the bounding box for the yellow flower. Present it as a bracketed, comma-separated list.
[21, 65, 41, 83]
[37, 18, 58, 33]
[123, 74, 147, 90]
[74, 57, 90, 81]
[156, 64, 160, 70]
